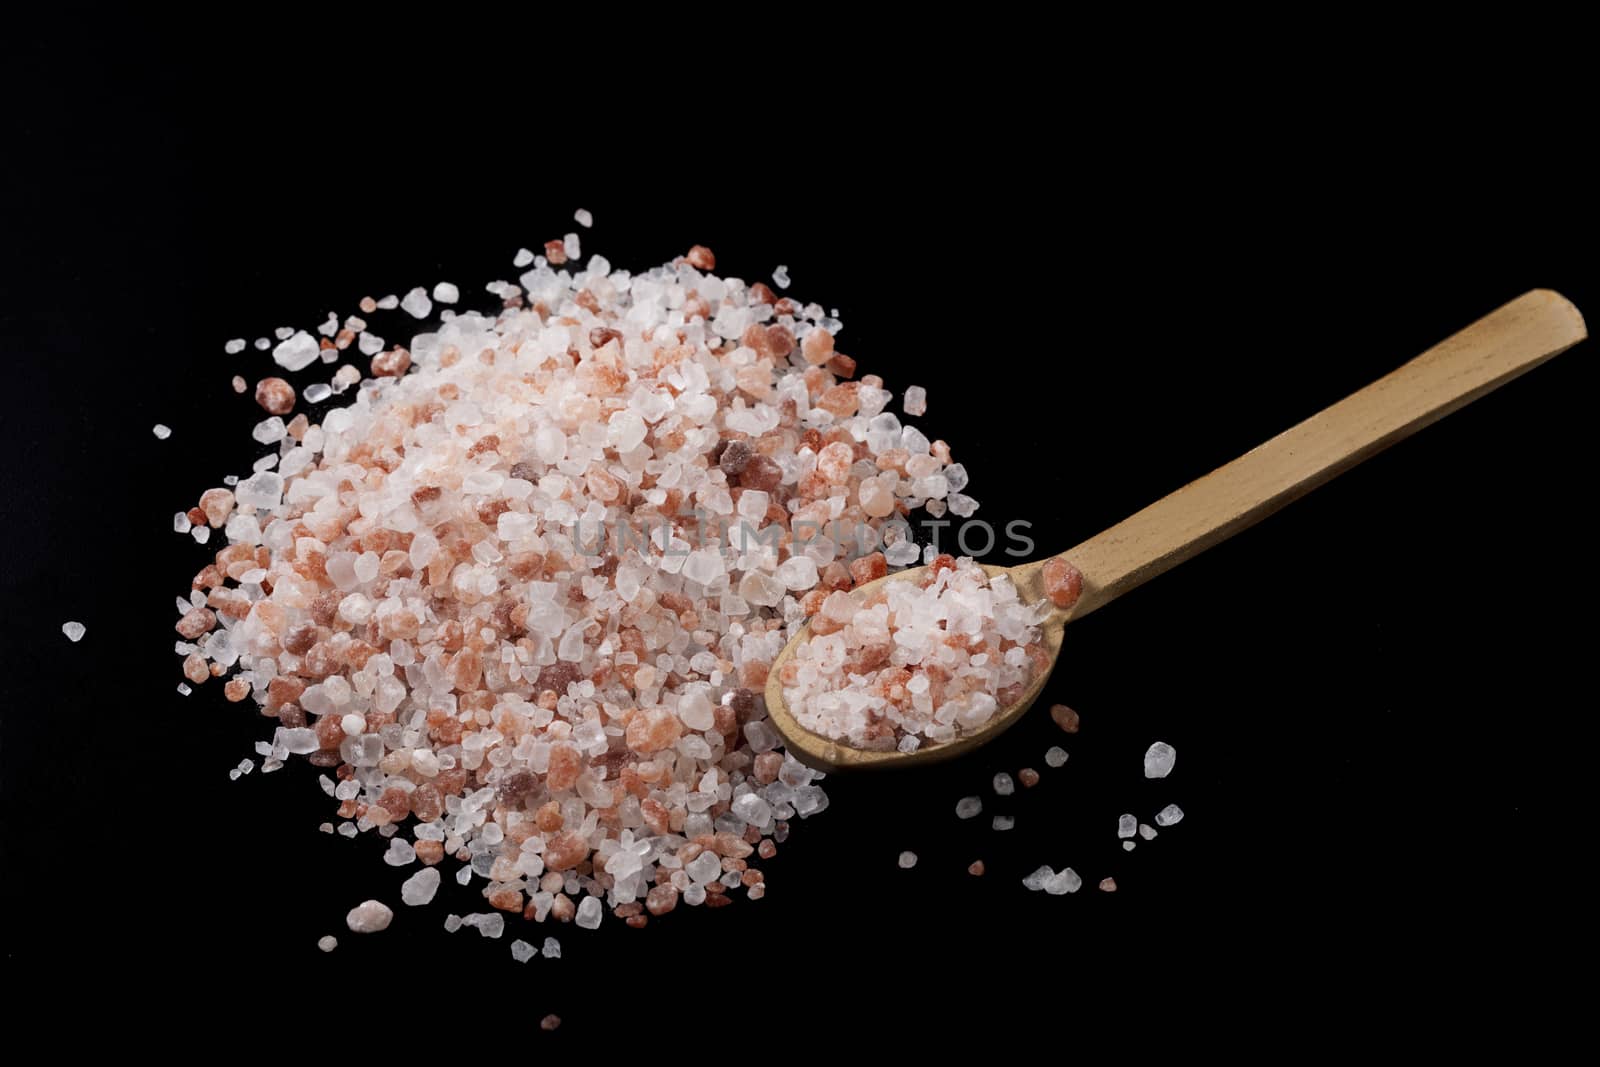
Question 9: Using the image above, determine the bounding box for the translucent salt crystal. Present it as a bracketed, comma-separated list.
[304, 382, 332, 404]
[775, 556, 818, 590]
[1022, 866, 1055, 891]
[510, 939, 537, 963]
[513, 247, 534, 267]
[345, 899, 394, 933]
[473, 912, 506, 939]
[1155, 803, 1185, 827]
[1144, 741, 1177, 779]
[543, 936, 561, 958]
[400, 287, 432, 318]
[455, 865, 472, 886]
[61, 621, 86, 643]
[316, 934, 339, 952]
[443, 914, 462, 933]
[1118, 814, 1137, 839]
[575, 896, 602, 930]
[176, 683, 191, 696]
[903, 385, 927, 416]
[152, 424, 172, 439]
[1043, 868, 1082, 895]
[573, 208, 593, 228]
[432, 281, 459, 304]
[732, 792, 772, 826]
[225, 338, 246, 354]
[992, 815, 1015, 831]
[400, 868, 440, 907]
[173, 511, 192, 534]
[252, 417, 286, 444]
[772, 265, 790, 289]
[885, 540, 920, 566]
[272, 330, 320, 372]
[1044, 746, 1069, 768]
[1139, 823, 1158, 840]
[357, 331, 384, 357]
[686, 851, 722, 884]
[563, 232, 581, 260]
[955, 796, 983, 819]
[191, 526, 211, 545]
[897, 851, 918, 869]
[1123, 841, 1137, 851]
[897, 735, 920, 753]
[993, 773, 1014, 796]
[946, 493, 979, 517]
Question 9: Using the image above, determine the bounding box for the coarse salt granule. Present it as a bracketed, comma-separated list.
[903, 385, 927, 416]
[317, 935, 338, 952]
[61, 621, 86, 642]
[152, 424, 172, 439]
[432, 281, 459, 304]
[1144, 741, 1176, 778]
[513, 247, 535, 268]
[772, 265, 791, 289]
[231, 376, 248, 394]
[225, 338, 246, 354]
[898, 850, 918, 869]
[1044, 746, 1069, 768]
[1155, 804, 1185, 827]
[345, 900, 394, 933]
[574, 208, 593, 228]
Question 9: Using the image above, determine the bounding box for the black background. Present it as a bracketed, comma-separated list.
[2, 28, 1593, 1044]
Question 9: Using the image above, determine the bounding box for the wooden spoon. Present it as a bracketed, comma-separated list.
[766, 289, 1586, 771]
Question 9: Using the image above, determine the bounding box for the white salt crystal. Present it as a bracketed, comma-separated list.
[1043, 868, 1082, 895]
[252, 416, 286, 444]
[1144, 741, 1177, 778]
[272, 330, 320, 372]
[400, 287, 432, 319]
[510, 939, 537, 963]
[993, 772, 1014, 796]
[377, 294, 398, 310]
[513, 247, 535, 267]
[897, 850, 918, 869]
[1044, 746, 1069, 768]
[542, 936, 561, 958]
[1139, 823, 1158, 840]
[176, 683, 192, 696]
[772, 265, 790, 289]
[1118, 813, 1137, 839]
[903, 385, 927, 416]
[357, 332, 384, 356]
[225, 338, 246, 354]
[992, 815, 1015, 831]
[383, 839, 416, 866]
[304, 383, 332, 404]
[253, 337, 269, 350]
[955, 796, 983, 819]
[443, 914, 462, 933]
[173, 512, 191, 534]
[1022, 866, 1055, 891]
[1123, 841, 1137, 851]
[152, 424, 172, 439]
[573, 208, 593, 228]
[191, 526, 210, 545]
[61, 621, 86, 643]
[575, 896, 602, 930]
[432, 281, 459, 304]
[455, 865, 472, 886]
[317, 935, 338, 952]
[345, 899, 394, 933]
[563, 233, 581, 260]
[1155, 803, 1185, 827]
[472, 912, 506, 939]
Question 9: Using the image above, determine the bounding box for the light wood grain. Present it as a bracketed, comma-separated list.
[768, 290, 1586, 771]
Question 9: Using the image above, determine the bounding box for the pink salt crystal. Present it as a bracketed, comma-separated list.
[685, 245, 715, 270]
[231, 375, 247, 394]
[254, 377, 295, 416]
[1099, 878, 1118, 892]
[175, 607, 217, 639]
[1049, 704, 1080, 734]
[645, 884, 678, 916]
[968, 860, 986, 876]
[544, 239, 568, 265]
[816, 441, 854, 485]
[370, 347, 411, 378]
[801, 328, 834, 365]
[198, 488, 235, 527]
[540, 1015, 561, 1032]
[358, 296, 377, 314]
[625, 708, 682, 754]
[1018, 768, 1041, 788]
[182, 654, 209, 685]
[1042, 555, 1084, 609]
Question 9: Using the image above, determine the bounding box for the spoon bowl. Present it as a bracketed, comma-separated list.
[765, 289, 1587, 772]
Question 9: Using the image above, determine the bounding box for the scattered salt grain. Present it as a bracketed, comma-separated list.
[304, 383, 332, 404]
[540, 1015, 561, 1032]
[542, 936, 561, 959]
[955, 796, 983, 819]
[152, 424, 172, 439]
[1122, 841, 1137, 851]
[563, 233, 581, 261]
[345, 899, 393, 933]
[401, 868, 441, 905]
[898, 851, 918, 869]
[376, 294, 398, 310]
[992, 815, 1015, 832]
[61, 621, 86, 643]
[432, 281, 459, 304]
[1139, 823, 1157, 840]
[224, 338, 246, 354]
[968, 860, 986, 876]
[317, 935, 338, 952]
[993, 772, 1014, 796]
[1155, 804, 1185, 827]
[510, 939, 537, 963]
[231, 375, 247, 394]
[1044, 868, 1081, 895]
[575, 896, 602, 930]
[253, 337, 270, 350]
[191, 526, 210, 544]
[513, 247, 534, 268]
[176, 682, 191, 695]
[1118, 814, 1137, 839]
[272, 330, 320, 372]
[1049, 704, 1080, 733]
[903, 385, 927, 416]
[1044, 746, 1069, 768]
[1099, 878, 1117, 892]
[400, 287, 431, 319]
[1144, 741, 1177, 779]
[443, 914, 462, 933]
[772, 265, 790, 289]
[1022, 865, 1055, 891]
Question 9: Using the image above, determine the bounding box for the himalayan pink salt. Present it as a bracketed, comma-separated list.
[1099, 877, 1118, 892]
[783, 557, 1046, 750]
[231, 375, 247, 394]
[540, 1015, 561, 1032]
[254, 377, 296, 416]
[1041, 555, 1083, 609]
[1049, 704, 1081, 733]
[169, 240, 977, 944]
[968, 860, 986, 876]
[1018, 767, 1040, 788]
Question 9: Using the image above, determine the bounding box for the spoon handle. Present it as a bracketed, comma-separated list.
[1036, 289, 1585, 621]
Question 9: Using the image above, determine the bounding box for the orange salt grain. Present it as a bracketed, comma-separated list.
[254, 377, 295, 416]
